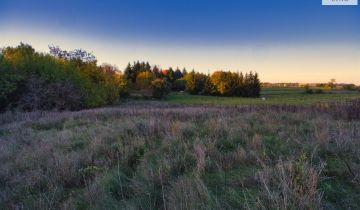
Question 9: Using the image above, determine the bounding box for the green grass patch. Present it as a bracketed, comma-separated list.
[166, 92, 360, 106]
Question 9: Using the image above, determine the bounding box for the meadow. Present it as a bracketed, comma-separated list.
[1, 91, 360, 210]
[166, 88, 360, 106]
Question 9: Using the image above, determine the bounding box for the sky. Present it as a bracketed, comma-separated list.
[0, 0, 359, 84]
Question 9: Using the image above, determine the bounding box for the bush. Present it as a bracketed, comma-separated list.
[304, 86, 324, 94]
[150, 78, 171, 99]
[257, 160, 324, 210]
[343, 84, 357, 91]
[18, 77, 85, 111]
[166, 176, 210, 210]
[314, 89, 324, 94]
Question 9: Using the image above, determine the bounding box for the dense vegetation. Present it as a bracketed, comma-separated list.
[0, 43, 262, 112]
[184, 71, 261, 97]
[0, 99, 359, 209]
[0, 43, 127, 111]
[117, 60, 262, 99]
[1, 43, 359, 209]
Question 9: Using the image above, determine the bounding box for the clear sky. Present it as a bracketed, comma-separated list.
[0, 0, 359, 84]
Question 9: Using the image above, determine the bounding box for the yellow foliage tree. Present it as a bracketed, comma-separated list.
[135, 71, 154, 90]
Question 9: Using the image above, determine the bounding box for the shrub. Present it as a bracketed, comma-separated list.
[304, 85, 313, 94]
[18, 77, 85, 111]
[150, 78, 171, 99]
[165, 176, 210, 210]
[257, 160, 324, 210]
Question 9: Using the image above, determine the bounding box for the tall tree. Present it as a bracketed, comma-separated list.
[145, 62, 151, 72]
[182, 68, 188, 76]
[124, 62, 136, 82]
[152, 65, 161, 78]
[168, 67, 175, 82]
[174, 67, 183, 80]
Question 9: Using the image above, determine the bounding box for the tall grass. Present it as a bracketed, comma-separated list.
[0, 102, 359, 209]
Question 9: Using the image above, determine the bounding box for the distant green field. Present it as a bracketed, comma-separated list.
[166, 91, 360, 106]
[261, 87, 305, 95]
[260, 87, 355, 95]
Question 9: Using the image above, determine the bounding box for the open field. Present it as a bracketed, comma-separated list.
[166, 91, 360, 106]
[260, 87, 306, 95]
[1, 99, 360, 209]
[261, 87, 358, 95]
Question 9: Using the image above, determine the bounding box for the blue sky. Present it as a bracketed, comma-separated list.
[0, 0, 359, 83]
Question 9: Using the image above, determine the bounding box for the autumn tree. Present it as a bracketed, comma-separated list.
[184, 71, 208, 95]
[135, 71, 154, 90]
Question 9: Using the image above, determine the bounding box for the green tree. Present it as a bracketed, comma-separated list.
[168, 67, 175, 82]
[174, 67, 183, 80]
[182, 68, 188, 76]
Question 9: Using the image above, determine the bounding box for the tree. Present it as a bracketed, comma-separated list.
[250, 72, 261, 97]
[168, 67, 175, 82]
[328, 79, 336, 89]
[152, 65, 161, 78]
[184, 71, 208, 95]
[124, 61, 154, 84]
[135, 71, 154, 90]
[174, 67, 183, 80]
[183, 70, 261, 98]
[202, 76, 217, 95]
[236, 72, 245, 96]
[124, 62, 134, 82]
[210, 71, 238, 96]
[145, 62, 151, 72]
[101, 63, 120, 75]
[182, 68, 188, 76]
[49, 45, 96, 63]
[172, 79, 186, 92]
[0, 54, 24, 111]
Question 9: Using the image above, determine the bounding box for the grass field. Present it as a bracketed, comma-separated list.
[1, 90, 360, 209]
[261, 87, 357, 95]
[166, 91, 360, 106]
[261, 87, 306, 95]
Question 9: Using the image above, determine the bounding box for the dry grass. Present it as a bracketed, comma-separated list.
[0, 102, 359, 209]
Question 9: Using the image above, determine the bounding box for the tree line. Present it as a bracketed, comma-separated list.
[0, 43, 261, 111]
[184, 71, 260, 97]
[123, 62, 261, 98]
